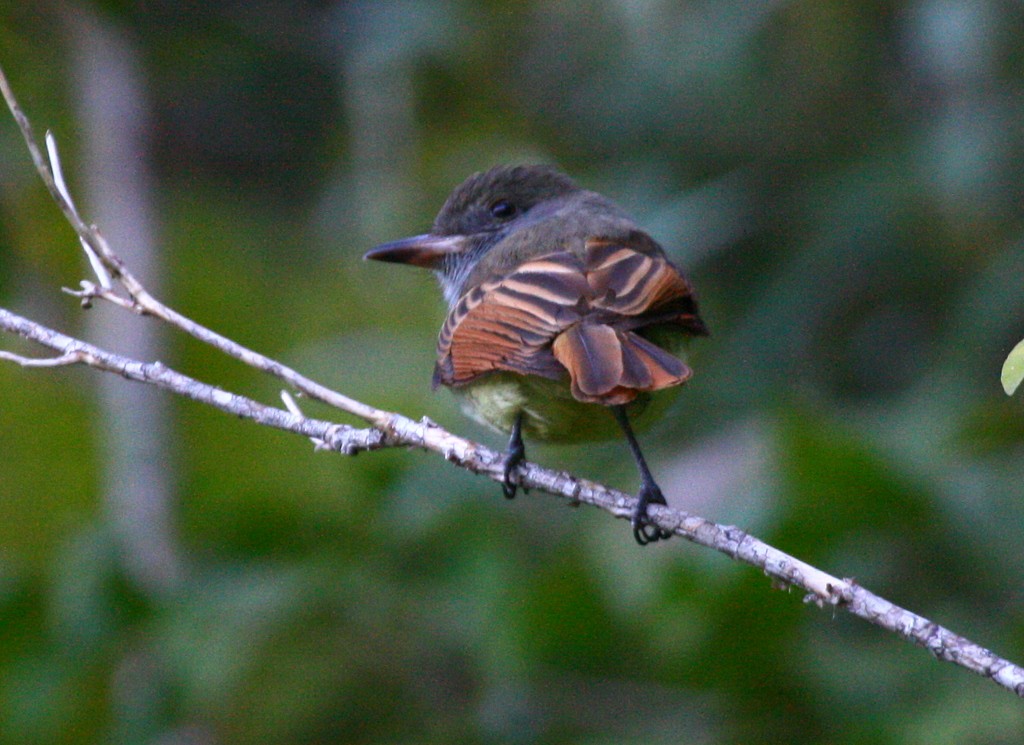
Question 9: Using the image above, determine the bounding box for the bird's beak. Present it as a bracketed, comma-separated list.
[363, 233, 468, 269]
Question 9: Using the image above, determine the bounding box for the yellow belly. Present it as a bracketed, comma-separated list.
[451, 371, 679, 443]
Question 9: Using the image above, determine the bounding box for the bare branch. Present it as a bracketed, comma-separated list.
[62, 281, 136, 311]
[46, 130, 114, 289]
[2, 62, 1024, 699]
[0, 349, 85, 367]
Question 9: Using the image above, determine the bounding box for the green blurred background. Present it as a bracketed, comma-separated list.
[2, 1, 1024, 742]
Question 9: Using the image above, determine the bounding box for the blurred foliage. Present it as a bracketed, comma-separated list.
[2, 0, 1024, 742]
[1003, 339, 1024, 394]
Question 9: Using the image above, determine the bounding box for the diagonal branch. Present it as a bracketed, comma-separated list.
[2, 62, 1023, 699]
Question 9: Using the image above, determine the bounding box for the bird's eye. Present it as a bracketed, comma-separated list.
[489, 199, 517, 219]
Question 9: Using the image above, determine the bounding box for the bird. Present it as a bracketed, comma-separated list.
[364, 165, 707, 544]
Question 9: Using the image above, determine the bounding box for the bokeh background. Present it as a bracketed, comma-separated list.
[2, 1, 1024, 742]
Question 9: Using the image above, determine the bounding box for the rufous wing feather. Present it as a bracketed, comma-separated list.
[552, 324, 692, 405]
[584, 239, 705, 331]
[551, 324, 624, 400]
[434, 254, 588, 387]
[621, 331, 692, 389]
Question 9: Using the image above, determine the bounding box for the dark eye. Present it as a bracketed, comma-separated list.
[489, 199, 517, 219]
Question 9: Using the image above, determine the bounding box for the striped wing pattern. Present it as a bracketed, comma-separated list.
[434, 239, 705, 405]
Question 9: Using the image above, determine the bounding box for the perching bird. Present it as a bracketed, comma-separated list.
[364, 165, 707, 544]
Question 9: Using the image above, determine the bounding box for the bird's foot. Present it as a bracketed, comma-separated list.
[632, 482, 672, 546]
[502, 443, 525, 499]
[502, 413, 526, 499]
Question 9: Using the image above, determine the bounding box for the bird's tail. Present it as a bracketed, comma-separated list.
[551, 323, 692, 406]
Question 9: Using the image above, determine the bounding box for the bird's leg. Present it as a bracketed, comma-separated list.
[612, 405, 673, 545]
[502, 412, 526, 499]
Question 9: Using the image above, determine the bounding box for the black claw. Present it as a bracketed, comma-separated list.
[502, 413, 526, 500]
[633, 522, 670, 546]
[631, 482, 672, 546]
[633, 509, 672, 545]
[633, 523, 673, 545]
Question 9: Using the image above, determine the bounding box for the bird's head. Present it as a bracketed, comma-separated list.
[363, 165, 582, 304]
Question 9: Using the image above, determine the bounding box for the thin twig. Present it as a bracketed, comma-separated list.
[46, 130, 113, 289]
[0, 349, 84, 367]
[281, 389, 327, 449]
[2, 62, 1023, 699]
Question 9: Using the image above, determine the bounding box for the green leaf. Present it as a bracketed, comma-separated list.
[1001, 339, 1024, 395]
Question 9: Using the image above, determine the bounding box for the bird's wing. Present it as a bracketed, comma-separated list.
[434, 239, 706, 405]
[434, 253, 589, 386]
